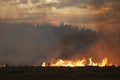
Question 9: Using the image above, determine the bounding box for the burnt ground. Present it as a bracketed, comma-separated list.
[0, 66, 120, 80]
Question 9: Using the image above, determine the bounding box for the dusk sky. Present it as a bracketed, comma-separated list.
[0, 0, 119, 27]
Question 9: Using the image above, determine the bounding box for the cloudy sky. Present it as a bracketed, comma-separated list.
[0, 0, 119, 26]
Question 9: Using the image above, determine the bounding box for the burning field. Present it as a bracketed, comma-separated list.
[0, 0, 120, 79]
[0, 23, 120, 66]
[42, 57, 118, 67]
[0, 23, 120, 80]
[0, 23, 120, 67]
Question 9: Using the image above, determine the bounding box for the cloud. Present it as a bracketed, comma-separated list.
[0, 0, 119, 26]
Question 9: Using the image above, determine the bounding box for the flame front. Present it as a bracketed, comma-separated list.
[42, 57, 118, 67]
[50, 59, 86, 67]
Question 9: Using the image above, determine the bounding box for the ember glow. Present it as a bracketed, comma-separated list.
[42, 57, 118, 67]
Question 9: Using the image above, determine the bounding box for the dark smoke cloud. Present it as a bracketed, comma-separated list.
[57, 28, 99, 59]
[0, 23, 99, 65]
[0, 23, 59, 65]
[0, 23, 120, 65]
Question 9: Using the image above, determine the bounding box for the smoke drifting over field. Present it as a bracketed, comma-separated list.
[89, 26, 120, 64]
[0, 23, 119, 65]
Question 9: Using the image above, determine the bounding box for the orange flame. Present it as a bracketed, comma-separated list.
[42, 57, 118, 67]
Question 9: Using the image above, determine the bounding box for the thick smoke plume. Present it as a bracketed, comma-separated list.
[88, 26, 120, 64]
[0, 23, 119, 66]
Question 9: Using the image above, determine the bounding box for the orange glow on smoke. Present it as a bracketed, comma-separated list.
[42, 57, 118, 67]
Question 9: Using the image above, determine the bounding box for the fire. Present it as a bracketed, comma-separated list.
[42, 57, 118, 67]
[50, 59, 86, 67]
[41, 62, 46, 67]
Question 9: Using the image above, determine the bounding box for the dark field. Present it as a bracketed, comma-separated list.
[0, 66, 120, 80]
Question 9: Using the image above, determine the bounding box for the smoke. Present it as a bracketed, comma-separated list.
[86, 26, 120, 64]
[0, 23, 59, 65]
[0, 23, 119, 66]
[0, 23, 68, 65]
[51, 25, 120, 65]
[57, 28, 98, 60]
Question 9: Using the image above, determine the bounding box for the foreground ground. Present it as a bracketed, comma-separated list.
[0, 66, 120, 80]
